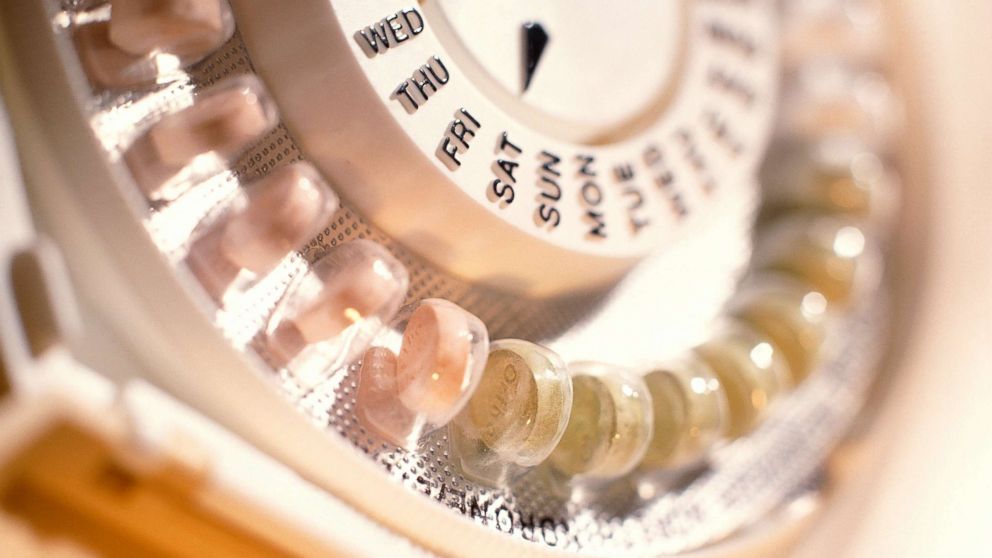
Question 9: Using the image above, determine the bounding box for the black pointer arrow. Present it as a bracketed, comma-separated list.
[522, 21, 549, 93]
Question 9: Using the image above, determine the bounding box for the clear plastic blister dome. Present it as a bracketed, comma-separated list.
[72, 0, 235, 89]
[355, 298, 489, 449]
[124, 75, 278, 201]
[449, 339, 573, 488]
[265, 239, 409, 386]
[694, 321, 794, 438]
[547, 362, 654, 484]
[640, 354, 729, 471]
[730, 272, 832, 384]
[186, 162, 339, 301]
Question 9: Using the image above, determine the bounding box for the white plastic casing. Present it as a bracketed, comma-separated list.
[229, 0, 779, 295]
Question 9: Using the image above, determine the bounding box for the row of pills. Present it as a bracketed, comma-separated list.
[440, 169, 881, 489]
[68, 0, 896, 494]
[69, 3, 418, 382]
[435, 2, 899, 488]
[68, 3, 419, 385]
[73, 0, 235, 89]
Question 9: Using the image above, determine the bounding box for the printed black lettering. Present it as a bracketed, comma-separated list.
[355, 8, 426, 57]
[436, 108, 482, 170]
[489, 179, 515, 205]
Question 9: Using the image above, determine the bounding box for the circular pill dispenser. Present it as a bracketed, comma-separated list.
[0, 1, 911, 556]
[227, 0, 779, 296]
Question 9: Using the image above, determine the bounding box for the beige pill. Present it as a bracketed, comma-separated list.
[641, 371, 687, 468]
[518, 355, 572, 464]
[449, 339, 571, 487]
[461, 348, 539, 451]
[592, 370, 654, 478]
[356, 347, 417, 446]
[221, 164, 338, 273]
[396, 300, 481, 424]
[74, 21, 160, 88]
[548, 374, 616, 477]
[109, 0, 233, 59]
[148, 80, 274, 166]
[267, 240, 408, 364]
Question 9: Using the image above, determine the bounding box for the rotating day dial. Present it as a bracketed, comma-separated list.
[228, 0, 779, 295]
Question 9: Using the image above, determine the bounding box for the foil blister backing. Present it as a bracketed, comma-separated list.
[278, 286, 886, 555]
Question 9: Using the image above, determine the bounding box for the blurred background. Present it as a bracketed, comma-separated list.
[789, 0, 992, 556]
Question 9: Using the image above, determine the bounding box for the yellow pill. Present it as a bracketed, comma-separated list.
[641, 355, 728, 469]
[752, 215, 869, 305]
[731, 274, 830, 383]
[549, 363, 652, 482]
[761, 137, 882, 216]
[694, 323, 792, 438]
[450, 340, 571, 487]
